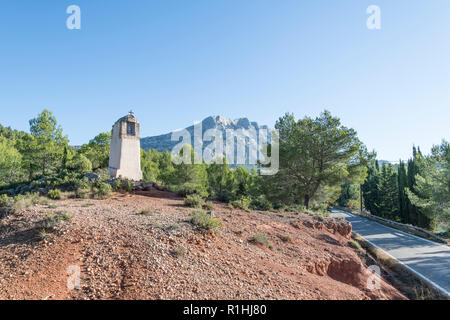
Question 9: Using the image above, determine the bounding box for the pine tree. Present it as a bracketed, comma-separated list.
[17, 109, 69, 180]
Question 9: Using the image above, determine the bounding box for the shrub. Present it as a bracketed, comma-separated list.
[112, 178, 123, 192]
[190, 210, 222, 231]
[348, 199, 360, 210]
[47, 189, 62, 200]
[138, 209, 152, 216]
[58, 211, 73, 222]
[38, 228, 49, 240]
[75, 179, 90, 199]
[277, 233, 291, 243]
[251, 195, 272, 211]
[0, 194, 14, 215]
[184, 194, 204, 208]
[175, 182, 208, 198]
[231, 196, 252, 212]
[0, 194, 14, 207]
[272, 201, 284, 210]
[250, 233, 271, 248]
[203, 201, 214, 211]
[67, 154, 92, 175]
[170, 246, 186, 257]
[92, 182, 112, 199]
[112, 178, 133, 193]
[349, 239, 362, 250]
[286, 204, 306, 213]
[123, 180, 133, 193]
[12, 194, 33, 210]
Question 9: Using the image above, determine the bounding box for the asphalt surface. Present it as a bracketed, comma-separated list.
[330, 208, 450, 296]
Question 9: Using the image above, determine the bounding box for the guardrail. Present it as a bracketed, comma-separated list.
[334, 206, 448, 245]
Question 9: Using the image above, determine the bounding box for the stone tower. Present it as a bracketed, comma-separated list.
[108, 112, 143, 181]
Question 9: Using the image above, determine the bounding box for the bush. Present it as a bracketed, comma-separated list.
[175, 182, 208, 198]
[251, 195, 272, 211]
[250, 233, 271, 248]
[286, 204, 306, 213]
[92, 182, 112, 199]
[0, 194, 14, 215]
[75, 179, 90, 199]
[347, 199, 360, 210]
[137, 209, 152, 216]
[28, 192, 41, 205]
[349, 239, 362, 250]
[231, 196, 252, 212]
[277, 233, 291, 243]
[47, 189, 62, 200]
[123, 179, 133, 193]
[13, 194, 32, 210]
[67, 154, 92, 175]
[184, 194, 204, 208]
[203, 201, 214, 211]
[112, 177, 123, 192]
[272, 201, 284, 210]
[170, 246, 186, 257]
[190, 210, 222, 231]
[112, 178, 133, 193]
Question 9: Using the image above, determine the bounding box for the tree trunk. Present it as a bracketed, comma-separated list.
[304, 194, 310, 209]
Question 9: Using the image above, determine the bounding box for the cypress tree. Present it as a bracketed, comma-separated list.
[362, 161, 381, 216]
[398, 160, 408, 223]
[378, 164, 400, 220]
[407, 154, 418, 225]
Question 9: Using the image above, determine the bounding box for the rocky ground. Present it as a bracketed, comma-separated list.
[0, 190, 406, 300]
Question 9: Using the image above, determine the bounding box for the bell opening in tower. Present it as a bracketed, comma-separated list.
[127, 122, 136, 136]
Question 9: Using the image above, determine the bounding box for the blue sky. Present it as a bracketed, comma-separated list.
[0, 0, 449, 161]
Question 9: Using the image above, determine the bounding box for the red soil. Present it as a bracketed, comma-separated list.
[0, 191, 406, 300]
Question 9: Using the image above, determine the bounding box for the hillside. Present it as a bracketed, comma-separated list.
[0, 190, 405, 300]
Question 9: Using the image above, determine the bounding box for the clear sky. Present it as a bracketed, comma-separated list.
[0, 0, 449, 161]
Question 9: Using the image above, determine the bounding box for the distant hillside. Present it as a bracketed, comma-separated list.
[140, 116, 270, 166]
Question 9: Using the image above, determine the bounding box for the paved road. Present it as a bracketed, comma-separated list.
[330, 208, 450, 296]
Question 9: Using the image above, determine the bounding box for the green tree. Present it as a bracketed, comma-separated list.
[206, 157, 236, 202]
[18, 109, 68, 180]
[141, 148, 161, 182]
[79, 132, 111, 170]
[406, 140, 450, 231]
[270, 111, 368, 209]
[234, 166, 252, 197]
[336, 183, 360, 207]
[157, 150, 175, 185]
[397, 160, 409, 223]
[0, 137, 23, 186]
[406, 147, 432, 228]
[362, 160, 381, 215]
[67, 153, 93, 175]
[377, 164, 400, 220]
[170, 145, 208, 197]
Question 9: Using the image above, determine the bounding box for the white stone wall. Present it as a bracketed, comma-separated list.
[108, 116, 143, 181]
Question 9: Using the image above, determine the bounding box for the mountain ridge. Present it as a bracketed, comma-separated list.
[140, 115, 269, 154]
